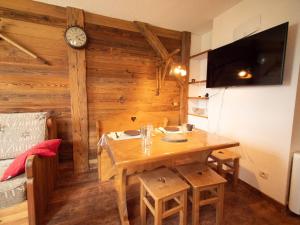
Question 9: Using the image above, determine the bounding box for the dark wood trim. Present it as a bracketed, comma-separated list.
[188, 80, 206, 84]
[188, 97, 209, 100]
[67, 7, 89, 173]
[190, 49, 211, 59]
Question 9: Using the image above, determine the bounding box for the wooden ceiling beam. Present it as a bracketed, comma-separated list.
[0, 1, 182, 40]
[87, 13, 182, 40]
[0, 0, 66, 20]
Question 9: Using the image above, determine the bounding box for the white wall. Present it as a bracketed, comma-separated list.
[191, 34, 202, 56]
[189, 32, 212, 130]
[208, 0, 300, 204]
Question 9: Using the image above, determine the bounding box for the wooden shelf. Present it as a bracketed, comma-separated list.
[188, 113, 208, 118]
[190, 49, 211, 59]
[188, 80, 206, 84]
[188, 97, 209, 100]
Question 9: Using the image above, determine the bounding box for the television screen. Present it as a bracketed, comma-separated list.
[207, 22, 288, 88]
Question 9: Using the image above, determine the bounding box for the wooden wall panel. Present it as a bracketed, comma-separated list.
[0, 6, 72, 161]
[0, 1, 189, 170]
[85, 24, 182, 166]
[84, 11, 182, 40]
[0, 0, 66, 22]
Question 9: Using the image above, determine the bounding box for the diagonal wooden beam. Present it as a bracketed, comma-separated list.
[168, 48, 181, 60]
[0, 32, 49, 65]
[161, 58, 173, 85]
[134, 21, 185, 98]
[134, 21, 169, 61]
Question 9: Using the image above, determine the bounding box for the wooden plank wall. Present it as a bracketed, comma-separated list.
[85, 23, 182, 165]
[0, 2, 72, 161]
[0, 0, 189, 170]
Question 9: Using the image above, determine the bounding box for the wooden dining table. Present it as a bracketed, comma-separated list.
[98, 129, 239, 225]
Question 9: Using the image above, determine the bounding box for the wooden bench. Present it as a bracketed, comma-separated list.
[0, 116, 58, 225]
[96, 111, 168, 182]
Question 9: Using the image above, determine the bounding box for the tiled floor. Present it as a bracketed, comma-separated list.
[44, 171, 300, 225]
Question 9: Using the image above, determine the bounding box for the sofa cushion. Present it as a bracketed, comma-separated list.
[1, 139, 61, 181]
[0, 112, 48, 160]
[0, 159, 26, 208]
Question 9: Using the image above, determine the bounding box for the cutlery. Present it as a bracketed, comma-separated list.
[158, 127, 165, 134]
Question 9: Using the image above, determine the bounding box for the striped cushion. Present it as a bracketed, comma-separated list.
[0, 112, 48, 160]
[0, 159, 26, 208]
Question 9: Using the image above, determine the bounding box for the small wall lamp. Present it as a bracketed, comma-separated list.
[170, 64, 187, 76]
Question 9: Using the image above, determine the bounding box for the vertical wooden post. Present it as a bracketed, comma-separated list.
[180, 31, 191, 124]
[66, 7, 89, 173]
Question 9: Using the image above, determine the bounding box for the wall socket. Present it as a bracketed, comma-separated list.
[259, 171, 269, 180]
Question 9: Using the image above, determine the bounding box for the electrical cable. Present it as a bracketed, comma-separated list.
[216, 87, 228, 133]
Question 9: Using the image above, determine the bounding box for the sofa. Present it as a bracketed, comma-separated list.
[0, 112, 58, 225]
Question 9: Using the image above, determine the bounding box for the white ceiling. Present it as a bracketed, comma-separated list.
[36, 0, 241, 34]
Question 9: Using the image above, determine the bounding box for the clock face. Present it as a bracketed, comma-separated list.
[65, 26, 87, 48]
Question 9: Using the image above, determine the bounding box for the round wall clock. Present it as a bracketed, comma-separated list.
[65, 26, 87, 49]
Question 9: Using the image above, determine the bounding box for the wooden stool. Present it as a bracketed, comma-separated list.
[209, 149, 240, 188]
[176, 163, 226, 225]
[138, 168, 189, 225]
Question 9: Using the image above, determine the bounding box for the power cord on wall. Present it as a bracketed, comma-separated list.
[207, 87, 228, 134]
[208, 87, 259, 175]
[216, 87, 228, 134]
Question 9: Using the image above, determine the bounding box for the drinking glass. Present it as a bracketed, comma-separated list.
[181, 123, 187, 133]
[141, 124, 153, 154]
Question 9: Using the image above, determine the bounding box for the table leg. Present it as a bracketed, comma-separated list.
[233, 158, 240, 189]
[217, 161, 225, 177]
[114, 167, 130, 225]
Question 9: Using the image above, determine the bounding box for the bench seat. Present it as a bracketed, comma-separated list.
[0, 159, 26, 208]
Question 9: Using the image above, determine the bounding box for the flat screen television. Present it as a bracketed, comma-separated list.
[206, 22, 289, 88]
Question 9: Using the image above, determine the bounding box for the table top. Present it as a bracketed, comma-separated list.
[102, 129, 239, 168]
